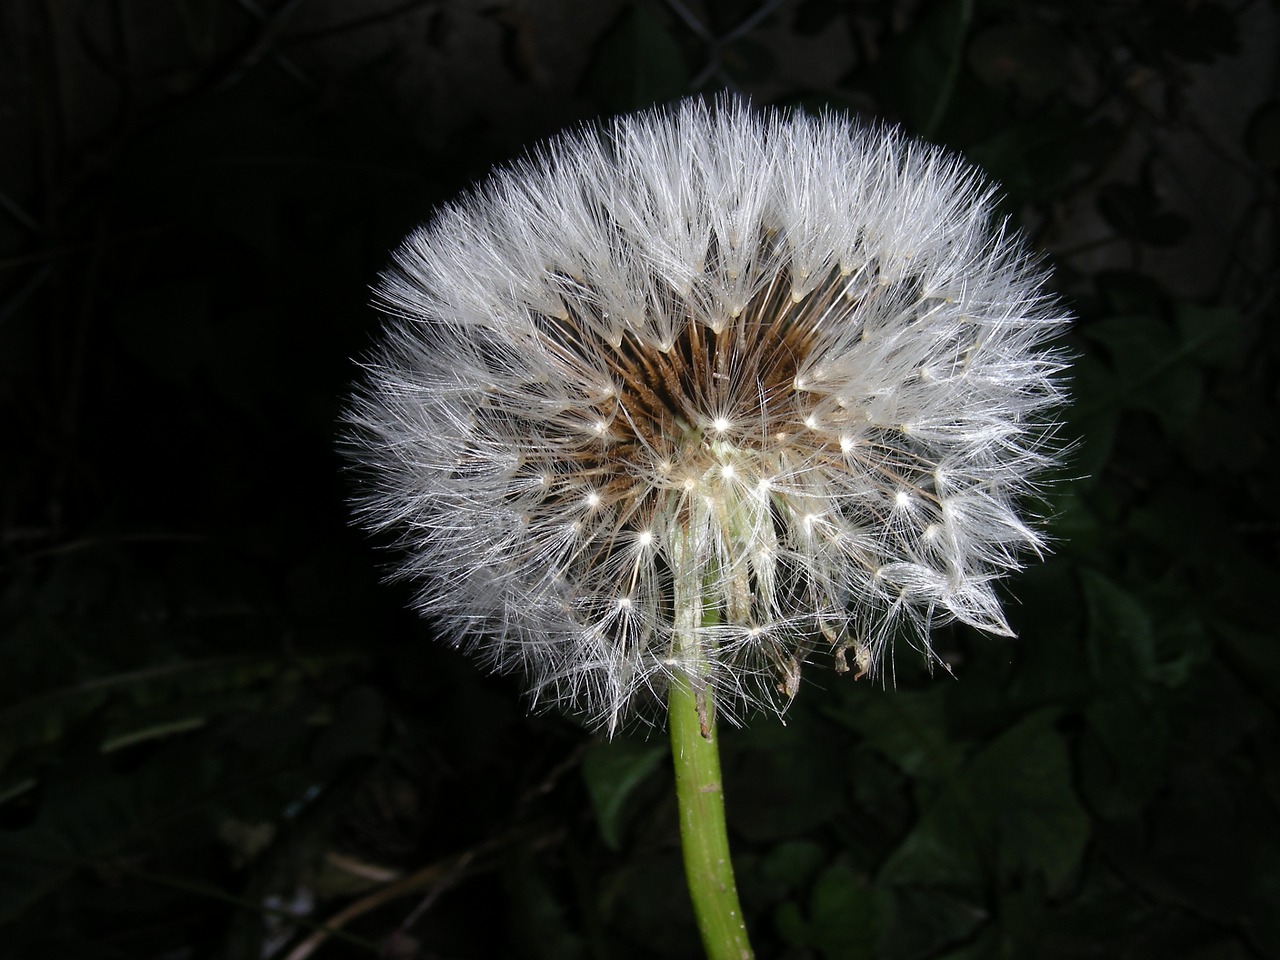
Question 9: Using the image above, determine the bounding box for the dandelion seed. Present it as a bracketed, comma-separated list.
[344, 97, 1069, 733]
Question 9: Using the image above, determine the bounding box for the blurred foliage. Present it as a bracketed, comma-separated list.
[2, 0, 1278, 958]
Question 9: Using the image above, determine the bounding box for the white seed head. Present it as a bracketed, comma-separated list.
[345, 97, 1069, 733]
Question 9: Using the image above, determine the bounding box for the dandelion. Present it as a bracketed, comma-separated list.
[346, 97, 1067, 732]
[345, 96, 1067, 958]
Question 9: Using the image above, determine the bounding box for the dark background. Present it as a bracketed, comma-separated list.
[2, 1, 1278, 958]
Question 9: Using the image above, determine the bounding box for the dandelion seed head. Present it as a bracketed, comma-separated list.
[345, 97, 1069, 733]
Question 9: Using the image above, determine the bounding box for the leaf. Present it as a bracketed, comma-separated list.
[1149, 0, 1238, 64]
[720, 37, 777, 83]
[880, 710, 1088, 895]
[1217, 629, 1280, 699]
[1079, 693, 1169, 818]
[877, 776, 985, 890]
[1096, 183, 1190, 246]
[965, 102, 1106, 202]
[775, 859, 879, 958]
[1079, 314, 1207, 433]
[1245, 99, 1280, 168]
[794, 0, 847, 35]
[930, 880, 1048, 960]
[310, 685, 386, 765]
[969, 712, 1089, 893]
[503, 852, 588, 960]
[823, 687, 962, 782]
[581, 5, 689, 112]
[1079, 569, 1210, 694]
[804, 861, 880, 960]
[1004, 558, 1093, 706]
[0, 735, 313, 924]
[1062, 351, 1118, 484]
[581, 737, 666, 851]
[875, 884, 989, 960]
[967, 21, 1071, 101]
[113, 280, 215, 384]
[725, 708, 850, 842]
[1095, 270, 1167, 316]
[1079, 568, 1164, 688]
[0, 657, 299, 773]
[877, 0, 972, 136]
[1170, 303, 1245, 369]
[757, 839, 826, 893]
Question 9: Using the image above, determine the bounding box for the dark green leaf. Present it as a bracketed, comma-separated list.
[967, 22, 1070, 101]
[1079, 314, 1206, 432]
[807, 861, 879, 959]
[1245, 99, 1280, 167]
[757, 839, 826, 892]
[582, 5, 690, 111]
[881, 710, 1088, 894]
[582, 737, 666, 851]
[1078, 569, 1147, 684]
[1097, 183, 1191, 246]
[824, 686, 962, 781]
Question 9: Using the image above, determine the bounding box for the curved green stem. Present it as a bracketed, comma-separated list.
[669, 638, 754, 959]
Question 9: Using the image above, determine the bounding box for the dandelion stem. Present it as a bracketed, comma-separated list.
[670, 673, 752, 959]
[669, 538, 754, 960]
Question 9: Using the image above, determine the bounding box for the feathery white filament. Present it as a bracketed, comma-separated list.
[346, 98, 1069, 733]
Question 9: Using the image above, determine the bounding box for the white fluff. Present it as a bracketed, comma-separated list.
[346, 97, 1070, 733]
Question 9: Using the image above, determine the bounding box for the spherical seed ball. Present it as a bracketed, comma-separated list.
[345, 97, 1070, 733]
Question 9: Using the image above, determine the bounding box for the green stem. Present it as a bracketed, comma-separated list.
[669, 572, 753, 959]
